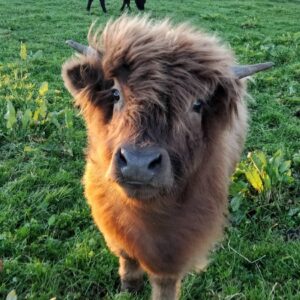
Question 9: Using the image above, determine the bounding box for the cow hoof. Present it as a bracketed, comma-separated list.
[121, 278, 144, 293]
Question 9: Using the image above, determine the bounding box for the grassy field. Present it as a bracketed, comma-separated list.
[0, 0, 300, 299]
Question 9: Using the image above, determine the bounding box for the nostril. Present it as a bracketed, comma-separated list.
[118, 148, 127, 167]
[148, 154, 162, 171]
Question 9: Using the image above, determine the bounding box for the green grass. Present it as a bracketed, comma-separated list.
[0, 0, 299, 299]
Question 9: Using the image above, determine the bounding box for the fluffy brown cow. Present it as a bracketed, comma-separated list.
[62, 16, 272, 300]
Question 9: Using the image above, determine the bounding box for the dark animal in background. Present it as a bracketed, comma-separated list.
[87, 0, 145, 13]
[87, 0, 107, 13]
[63, 16, 273, 300]
[121, 0, 146, 11]
[134, 0, 146, 10]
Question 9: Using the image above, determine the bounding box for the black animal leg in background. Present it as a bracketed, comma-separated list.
[87, 0, 93, 11]
[99, 0, 107, 13]
[135, 0, 145, 10]
[121, 0, 131, 11]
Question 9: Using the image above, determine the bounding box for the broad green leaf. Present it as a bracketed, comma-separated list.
[6, 289, 17, 300]
[251, 151, 267, 172]
[30, 50, 43, 60]
[20, 42, 27, 60]
[64, 109, 73, 128]
[267, 159, 280, 182]
[262, 173, 271, 190]
[17, 225, 30, 238]
[245, 166, 264, 192]
[24, 146, 34, 153]
[22, 109, 32, 129]
[48, 112, 61, 129]
[288, 208, 300, 217]
[229, 180, 248, 197]
[39, 82, 48, 96]
[273, 149, 283, 157]
[281, 172, 294, 184]
[230, 195, 243, 212]
[5, 101, 17, 129]
[294, 32, 300, 40]
[279, 160, 291, 174]
[63, 145, 73, 157]
[293, 151, 300, 167]
[33, 109, 40, 122]
[38, 99, 47, 118]
[234, 160, 247, 175]
[48, 215, 56, 226]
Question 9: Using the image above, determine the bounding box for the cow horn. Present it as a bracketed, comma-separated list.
[232, 62, 274, 79]
[66, 40, 99, 58]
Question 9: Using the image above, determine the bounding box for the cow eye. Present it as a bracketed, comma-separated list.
[193, 99, 203, 113]
[112, 89, 120, 103]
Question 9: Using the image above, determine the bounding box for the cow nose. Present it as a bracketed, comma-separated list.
[116, 146, 163, 184]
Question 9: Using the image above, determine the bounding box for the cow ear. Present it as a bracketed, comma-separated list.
[203, 78, 243, 126]
[62, 57, 105, 100]
[212, 80, 239, 118]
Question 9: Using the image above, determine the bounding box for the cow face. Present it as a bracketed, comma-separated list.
[62, 18, 244, 200]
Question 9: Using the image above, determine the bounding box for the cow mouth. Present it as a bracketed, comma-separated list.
[118, 180, 160, 200]
[123, 180, 148, 186]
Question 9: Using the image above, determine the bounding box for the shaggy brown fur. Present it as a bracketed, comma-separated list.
[62, 16, 248, 299]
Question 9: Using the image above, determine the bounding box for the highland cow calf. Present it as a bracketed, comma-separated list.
[62, 16, 272, 300]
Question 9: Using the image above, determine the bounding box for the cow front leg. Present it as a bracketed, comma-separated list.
[150, 276, 181, 300]
[135, 0, 145, 10]
[120, 0, 131, 11]
[119, 255, 144, 292]
[120, 0, 126, 11]
[86, 0, 93, 12]
[99, 0, 107, 13]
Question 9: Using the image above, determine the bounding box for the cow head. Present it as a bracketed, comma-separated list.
[62, 16, 272, 200]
